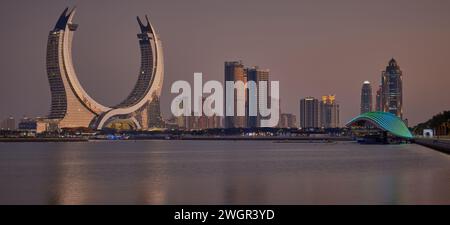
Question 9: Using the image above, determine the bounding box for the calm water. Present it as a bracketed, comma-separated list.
[0, 141, 449, 204]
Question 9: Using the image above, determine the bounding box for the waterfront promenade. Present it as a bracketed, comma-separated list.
[414, 137, 450, 154]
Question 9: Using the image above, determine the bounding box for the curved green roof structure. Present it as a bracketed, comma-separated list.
[346, 112, 413, 139]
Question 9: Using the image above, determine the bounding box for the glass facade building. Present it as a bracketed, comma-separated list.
[300, 97, 319, 128]
[380, 58, 403, 118]
[360, 81, 373, 114]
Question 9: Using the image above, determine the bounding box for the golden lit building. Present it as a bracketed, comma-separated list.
[224, 61, 247, 128]
[45, 8, 164, 130]
[320, 95, 340, 128]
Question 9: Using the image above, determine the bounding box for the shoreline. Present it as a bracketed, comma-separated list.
[414, 138, 450, 154]
[0, 136, 353, 142]
[130, 136, 353, 141]
[1, 137, 449, 155]
[0, 137, 88, 142]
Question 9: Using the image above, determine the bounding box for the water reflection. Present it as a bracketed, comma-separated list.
[51, 143, 90, 204]
[47, 141, 171, 204]
[0, 141, 449, 204]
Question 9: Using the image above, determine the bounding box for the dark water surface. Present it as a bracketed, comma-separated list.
[0, 141, 449, 204]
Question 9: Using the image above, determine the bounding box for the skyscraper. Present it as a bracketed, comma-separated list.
[246, 66, 269, 128]
[375, 85, 382, 111]
[195, 97, 209, 130]
[46, 8, 106, 128]
[176, 115, 186, 130]
[45, 8, 164, 130]
[147, 92, 164, 128]
[224, 61, 247, 128]
[360, 81, 373, 114]
[381, 58, 403, 118]
[175, 97, 188, 130]
[319, 95, 340, 128]
[279, 113, 297, 128]
[203, 96, 222, 128]
[299, 97, 319, 128]
[1, 116, 16, 130]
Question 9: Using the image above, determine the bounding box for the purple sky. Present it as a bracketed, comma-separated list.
[1, 0, 450, 126]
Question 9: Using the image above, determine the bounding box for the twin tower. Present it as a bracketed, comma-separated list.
[45, 7, 164, 130]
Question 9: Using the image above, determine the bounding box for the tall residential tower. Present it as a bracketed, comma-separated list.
[299, 97, 319, 128]
[380, 58, 403, 118]
[319, 95, 340, 128]
[45, 8, 164, 130]
[246, 66, 269, 128]
[224, 61, 247, 128]
[360, 81, 373, 114]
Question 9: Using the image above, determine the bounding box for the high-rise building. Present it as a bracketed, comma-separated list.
[375, 85, 382, 111]
[381, 58, 403, 118]
[164, 116, 179, 130]
[176, 116, 186, 130]
[279, 113, 297, 128]
[246, 66, 270, 128]
[1, 116, 16, 130]
[187, 115, 197, 130]
[207, 115, 222, 129]
[203, 96, 222, 129]
[45, 8, 164, 130]
[224, 61, 247, 128]
[299, 97, 319, 128]
[320, 95, 340, 128]
[45, 8, 104, 128]
[360, 81, 373, 114]
[147, 93, 164, 128]
[196, 115, 208, 130]
[18, 117, 38, 131]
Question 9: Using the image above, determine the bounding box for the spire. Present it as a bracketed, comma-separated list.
[53, 7, 76, 31]
[388, 58, 397, 67]
[136, 15, 154, 34]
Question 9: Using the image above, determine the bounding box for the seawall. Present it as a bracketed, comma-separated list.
[414, 138, 450, 154]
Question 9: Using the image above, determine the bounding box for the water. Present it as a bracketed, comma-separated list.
[0, 141, 449, 204]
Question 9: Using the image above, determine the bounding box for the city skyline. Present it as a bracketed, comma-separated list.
[1, 1, 450, 126]
[0, 1, 450, 209]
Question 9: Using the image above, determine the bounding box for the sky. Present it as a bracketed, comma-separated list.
[1, 0, 450, 126]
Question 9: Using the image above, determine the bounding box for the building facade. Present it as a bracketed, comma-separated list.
[436, 121, 450, 136]
[246, 66, 270, 128]
[375, 85, 382, 112]
[319, 95, 340, 128]
[224, 61, 247, 128]
[1, 116, 16, 130]
[299, 97, 319, 128]
[360, 81, 373, 114]
[45, 8, 164, 130]
[46, 8, 107, 128]
[18, 117, 37, 131]
[279, 113, 297, 128]
[147, 93, 164, 128]
[380, 58, 403, 118]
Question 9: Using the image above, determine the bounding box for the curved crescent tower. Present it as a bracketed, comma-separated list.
[93, 15, 164, 130]
[45, 8, 164, 130]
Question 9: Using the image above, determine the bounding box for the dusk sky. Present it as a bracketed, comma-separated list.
[1, 0, 450, 126]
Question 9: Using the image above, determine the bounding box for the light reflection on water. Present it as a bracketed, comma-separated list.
[0, 141, 449, 204]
